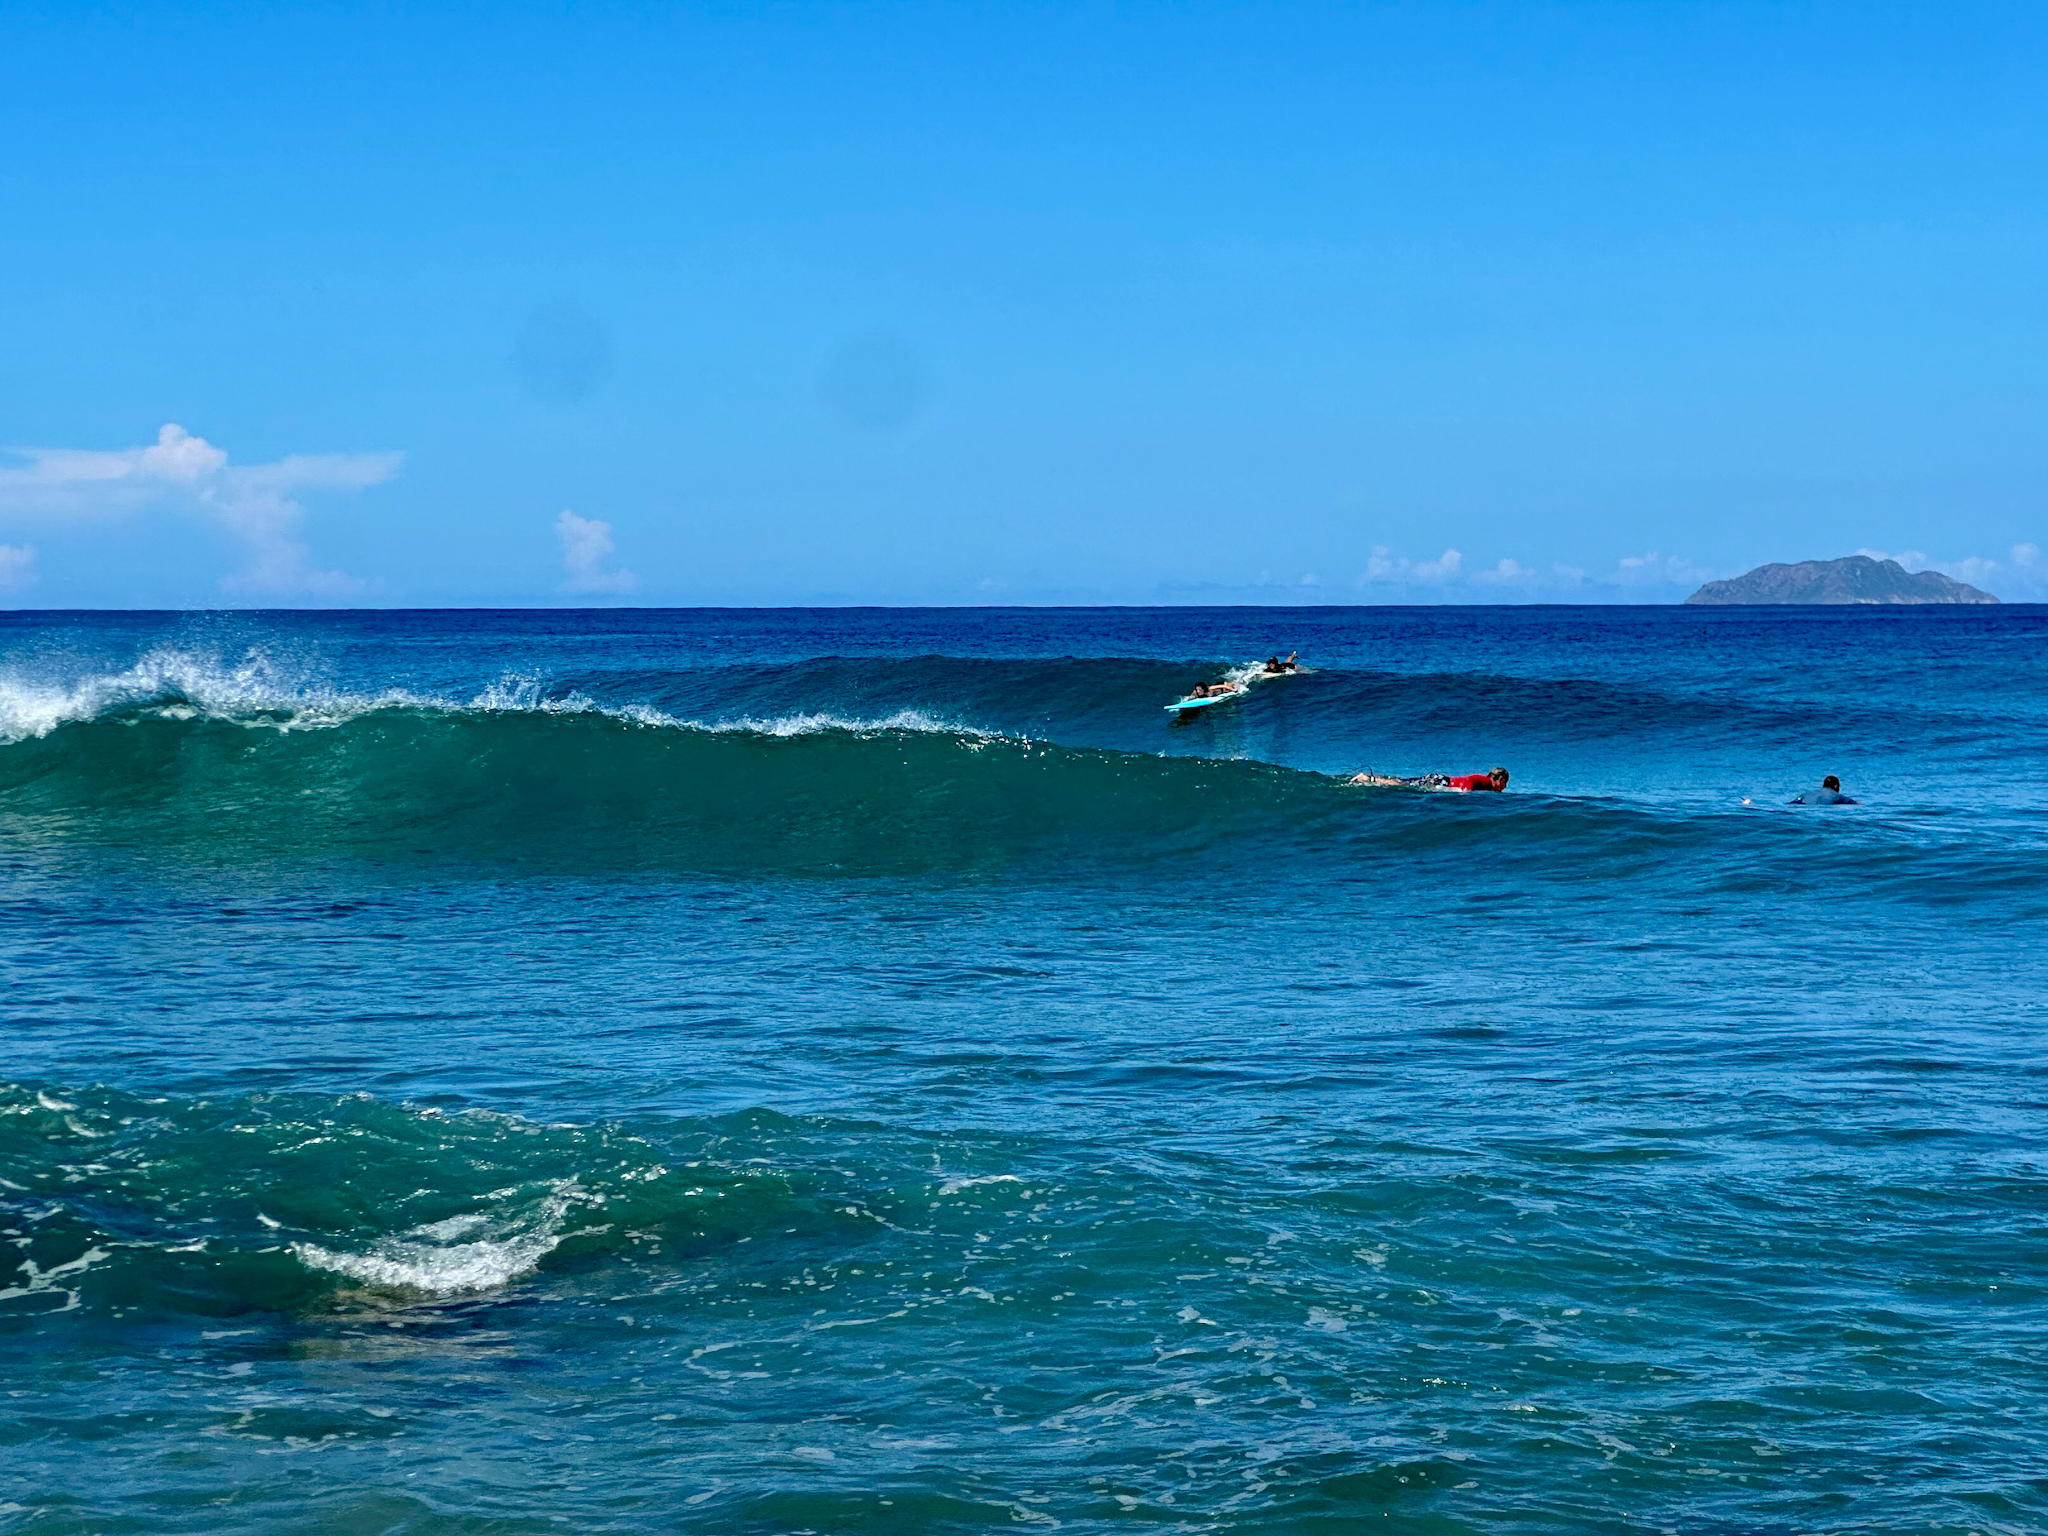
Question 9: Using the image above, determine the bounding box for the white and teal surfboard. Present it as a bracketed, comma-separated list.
[1165, 689, 1243, 711]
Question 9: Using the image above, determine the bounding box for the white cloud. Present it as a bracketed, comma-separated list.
[1613, 551, 1713, 591]
[1359, 545, 1461, 585]
[1353, 544, 1727, 602]
[0, 424, 399, 595]
[1856, 545, 1929, 570]
[555, 510, 637, 595]
[1416, 548, 1461, 580]
[0, 544, 33, 590]
[1856, 542, 2042, 599]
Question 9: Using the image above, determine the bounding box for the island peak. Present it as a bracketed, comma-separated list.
[1686, 555, 1996, 605]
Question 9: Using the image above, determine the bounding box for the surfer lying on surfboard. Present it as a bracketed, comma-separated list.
[1350, 767, 1510, 793]
[1165, 678, 1248, 712]
[1167, 656, 1301, 711]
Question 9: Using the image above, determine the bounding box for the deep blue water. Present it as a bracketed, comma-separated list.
[3, 606, 2045, 1536]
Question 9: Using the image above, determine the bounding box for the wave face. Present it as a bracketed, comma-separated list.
[4, 689, 2037, 899]
[5, 606, 2047, 1536]
[0, 695, 1354, 874]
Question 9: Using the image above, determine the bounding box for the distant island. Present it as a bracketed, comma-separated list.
[1685, 555, 1998, 605]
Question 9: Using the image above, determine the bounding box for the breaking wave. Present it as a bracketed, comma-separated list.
[0, 645, 2035, 894]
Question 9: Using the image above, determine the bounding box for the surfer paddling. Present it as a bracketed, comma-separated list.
[1791, 774, 1856, 805]
[1349, 767, 1509, 793]
[1169, 655, 1298, 711]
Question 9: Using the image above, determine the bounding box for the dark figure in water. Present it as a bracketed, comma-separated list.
[1262, 652, 1300, 674]
[1792, 774, 1857, 806]
[1350, 767, 1509, 793]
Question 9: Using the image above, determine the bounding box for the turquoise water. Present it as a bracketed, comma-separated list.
[3, 607, 2045, 1535]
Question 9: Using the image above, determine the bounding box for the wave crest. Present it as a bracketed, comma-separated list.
[0, 644, 994, 747]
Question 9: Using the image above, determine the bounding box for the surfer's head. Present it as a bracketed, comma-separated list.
[1822, 774, 1841, 792]
[1489, 767, 1510, 789]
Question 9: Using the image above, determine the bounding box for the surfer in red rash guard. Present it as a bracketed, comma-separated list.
[1349, 767, 1510, 792]
[1443, 769, 1509, 792]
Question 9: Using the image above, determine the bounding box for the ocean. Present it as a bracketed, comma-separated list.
[2, 605, 2043, 1536]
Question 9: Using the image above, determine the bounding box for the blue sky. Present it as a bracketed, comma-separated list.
[2, 0, 2043, 605]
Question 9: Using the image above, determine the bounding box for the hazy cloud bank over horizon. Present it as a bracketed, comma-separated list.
[0, 425, 2038, 608]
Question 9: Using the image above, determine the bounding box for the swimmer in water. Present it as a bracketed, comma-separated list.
[1350, 767, 1509, 793]
[1791, 774, 1857, 805]
[1262, 652, 1300, 675]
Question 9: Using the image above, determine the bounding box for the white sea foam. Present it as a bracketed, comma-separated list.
[0, 646, 431, 744]
[292, 1183, 585, 1296]
[511, 694, 979, 739]
[0, 1245, 109, 1312]
[293, 1232, 558, 1294]
[936, 1173, 1026, 1195]
[710, 708, 972, 738]
[0, 647, 998, 747]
